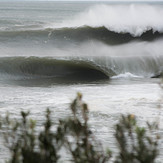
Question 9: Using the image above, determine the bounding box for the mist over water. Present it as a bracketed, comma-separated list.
[58, 4, 163, 36]
[1, 3, 163, 79]
[0, 1, 163, 162]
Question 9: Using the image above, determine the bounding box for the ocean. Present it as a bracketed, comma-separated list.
[0, 1, 163, 162]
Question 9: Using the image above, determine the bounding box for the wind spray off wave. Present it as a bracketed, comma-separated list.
[56, 4, 163, 36]
[1, 3, 163, 81]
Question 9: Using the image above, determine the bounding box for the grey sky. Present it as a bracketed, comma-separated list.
[0, 0, 162, 1]
[0, 0, 162, 2]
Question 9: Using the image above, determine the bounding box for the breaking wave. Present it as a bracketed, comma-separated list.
[0, 56, 163, 84]
[57, 4, 163, 37]
[1, 26, 163, 46]
[1, 3, 163, 84]
[1, 4, 163, 45]
[0, 57, 110, 83]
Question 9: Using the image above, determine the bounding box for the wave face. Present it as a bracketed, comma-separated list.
[0, 56, 163, 83]
[0, 57, 110, 83]
[1, 27, 162, 46]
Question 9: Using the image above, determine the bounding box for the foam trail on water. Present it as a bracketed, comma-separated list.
[56, 4, 163, 36]
[111, 72, 143, 79]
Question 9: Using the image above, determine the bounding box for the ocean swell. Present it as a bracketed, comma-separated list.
[0, 26, 163, 46]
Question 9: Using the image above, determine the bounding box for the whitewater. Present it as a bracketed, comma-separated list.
[0, 1, 163, 162]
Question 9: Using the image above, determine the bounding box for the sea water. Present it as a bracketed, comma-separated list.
[0, 1, 163, 162]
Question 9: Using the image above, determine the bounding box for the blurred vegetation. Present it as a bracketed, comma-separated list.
[115, 115, 159, 163]
[0, 93, 161, 163]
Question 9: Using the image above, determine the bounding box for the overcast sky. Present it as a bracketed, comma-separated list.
[0, 0, 162, 1]
[0, 0, 163, 2]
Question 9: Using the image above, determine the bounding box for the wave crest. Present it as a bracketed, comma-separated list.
[56, 4, 163, 36]
[1, 26, 162, 46]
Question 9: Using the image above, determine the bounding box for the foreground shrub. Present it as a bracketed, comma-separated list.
[0, 110, 61, 163]
[0, 93, 160, 163]
[114, 115, 159, 163]
[57, 93, 111, 163]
